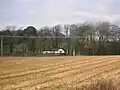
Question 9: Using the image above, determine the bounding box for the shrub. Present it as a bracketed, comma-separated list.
[67, 78, 119, 90]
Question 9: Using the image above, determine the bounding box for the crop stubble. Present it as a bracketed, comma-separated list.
[0, 56, 120, 90]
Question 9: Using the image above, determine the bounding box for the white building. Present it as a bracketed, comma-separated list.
[43, 48, 65, 55]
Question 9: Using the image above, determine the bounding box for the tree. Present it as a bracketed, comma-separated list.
[38, 26, 53, 52]
[23, 26, 37, 55]
[65, 24, 78, 55]
[0, 21, 120, 56]
[23, 26, 37, 36]
[52, 25, 63, 48]
[69, 23, 96, 55]
[64, 24, 70, 38]
[96, 22, 110, 55]
[2, 26, 17, 55]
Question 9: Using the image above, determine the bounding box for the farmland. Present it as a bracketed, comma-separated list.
[0, 56, 120, 90]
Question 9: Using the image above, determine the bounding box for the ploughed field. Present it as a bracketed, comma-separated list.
[0, 56, 120, 90]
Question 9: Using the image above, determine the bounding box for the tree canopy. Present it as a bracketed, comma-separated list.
[0, 22, 120, 56]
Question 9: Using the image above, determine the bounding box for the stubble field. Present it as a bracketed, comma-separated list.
[0, 56, 120, 90]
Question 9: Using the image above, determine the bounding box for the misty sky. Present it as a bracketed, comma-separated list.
[0, 0, 120, 29]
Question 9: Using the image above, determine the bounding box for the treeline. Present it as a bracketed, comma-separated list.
[0, 21, 120, 56]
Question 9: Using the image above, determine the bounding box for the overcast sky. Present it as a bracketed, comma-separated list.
[0, 0, 120, 29]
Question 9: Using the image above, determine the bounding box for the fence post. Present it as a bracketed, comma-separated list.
[1, 37, 3, 56]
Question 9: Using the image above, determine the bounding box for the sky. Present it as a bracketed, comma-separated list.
[0, 0, 120, 29]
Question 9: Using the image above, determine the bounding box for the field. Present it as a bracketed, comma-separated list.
[0, 56, 120, 90]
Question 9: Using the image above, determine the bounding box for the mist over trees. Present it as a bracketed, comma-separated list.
[0, 21, 120, 56]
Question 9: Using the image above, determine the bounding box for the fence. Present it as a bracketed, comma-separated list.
[0, 36, 120, 56]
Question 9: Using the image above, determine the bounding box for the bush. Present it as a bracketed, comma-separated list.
[67, 78, 119, 90]
[85, 79, 117, 90]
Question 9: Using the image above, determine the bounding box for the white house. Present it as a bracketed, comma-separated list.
[42, 48, 65, 55]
